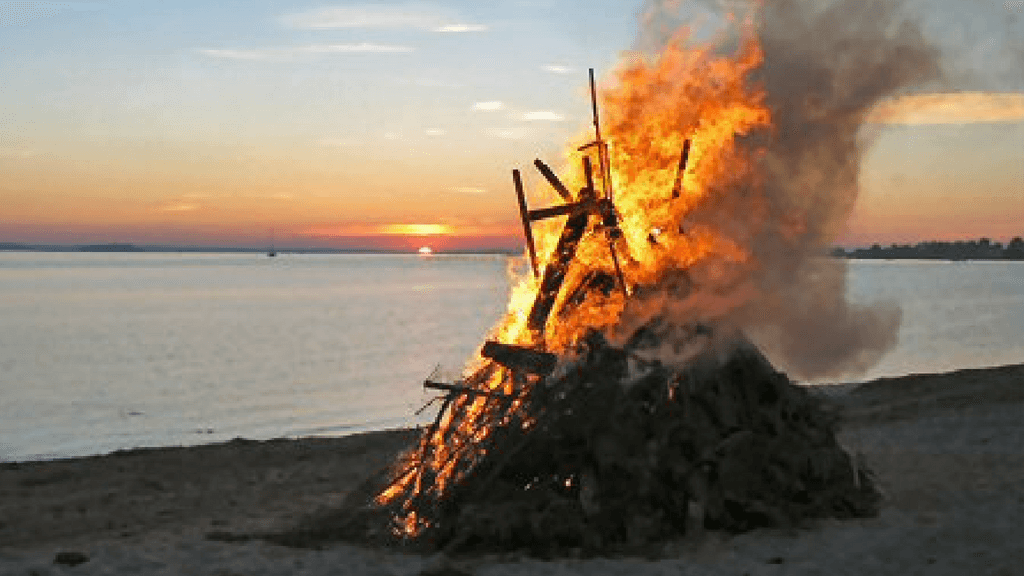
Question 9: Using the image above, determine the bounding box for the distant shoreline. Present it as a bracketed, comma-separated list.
[4, 239, 1022, 260]
[0, 242, 519, 256]
[833, 237, 1024, 261]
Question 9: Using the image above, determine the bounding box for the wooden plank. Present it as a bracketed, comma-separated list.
[527, 199, 594, 222]
[423, 379, 514, 400]
[533, 159, 573, 201]
[513, 169, 539, 277]
[526, 205, 591, 332]
[480, 340, 558, 375]
[671, 139, 691, 199]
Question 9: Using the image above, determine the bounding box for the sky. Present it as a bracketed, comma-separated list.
[0, 0, 1022, 251]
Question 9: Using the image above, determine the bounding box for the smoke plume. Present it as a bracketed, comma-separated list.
[617, 0, 943, 379]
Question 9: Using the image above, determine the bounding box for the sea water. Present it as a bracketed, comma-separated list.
[1, 252, 1021, 461]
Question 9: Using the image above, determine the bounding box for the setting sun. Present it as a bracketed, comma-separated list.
[418, 246, 433, 255]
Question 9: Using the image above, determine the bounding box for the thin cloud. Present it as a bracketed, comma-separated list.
[198, 43, 414, 62]
[450, 186, 486, 194]
[868, 92, 1024, 125]
[157, 201, 202, 213]
[473, 101, 504, 111]
[282, 3, 483, 31]
[379, 224, 451, 235]
[434, 24, 487, 32]
[522, 111, 565, 121]
[487, 128, 524, 140]
[425, 128, 446, 136]
[319, 137, 358, 148]
[542, 65, 575, 74]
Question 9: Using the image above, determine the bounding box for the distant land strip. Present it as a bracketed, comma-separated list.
[832, 236, 1024, 261]
[0, 242, 518, 255]
[2, 238, 1022, 260]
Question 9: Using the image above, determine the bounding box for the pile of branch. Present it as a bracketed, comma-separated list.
[279, 324, 880, 556]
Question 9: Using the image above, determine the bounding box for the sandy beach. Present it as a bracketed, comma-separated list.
[2, 363, 1022, 576]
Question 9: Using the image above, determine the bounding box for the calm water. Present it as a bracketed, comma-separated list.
[1, 253, 1021, 461]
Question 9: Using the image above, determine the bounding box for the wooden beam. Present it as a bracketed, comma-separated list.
[671, 139, 691, 199]
[513, 169, 539, 278]
[527, 198, 592, 332]
[480, 340, 558, 375]
[533, 159, 573, 202]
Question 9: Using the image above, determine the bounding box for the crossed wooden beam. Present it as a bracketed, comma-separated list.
[421, 68, 691, 400]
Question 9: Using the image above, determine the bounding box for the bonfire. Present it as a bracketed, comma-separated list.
[271, 3, 936, 554]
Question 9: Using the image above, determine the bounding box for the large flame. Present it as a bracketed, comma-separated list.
[376, 22, 773, 535]
[376, 0, 945, 534]
[507, 24, 769, 352]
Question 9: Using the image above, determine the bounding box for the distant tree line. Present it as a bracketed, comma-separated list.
[833, 237, 1024, 260]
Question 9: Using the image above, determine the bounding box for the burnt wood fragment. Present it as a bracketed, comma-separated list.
[480, 340, 558, 376]
[533, 159, 573, 201]
[671, 139, 691, 199]
[526, 201, 593, 332]
[512, 169, 539, 277]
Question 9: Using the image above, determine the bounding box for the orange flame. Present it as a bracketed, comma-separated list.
[377, 21, 772, 535]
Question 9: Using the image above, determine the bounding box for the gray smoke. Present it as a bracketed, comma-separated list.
[620, 0, 943, 380]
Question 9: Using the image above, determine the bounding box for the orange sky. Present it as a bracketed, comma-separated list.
[1, 1, 1022, 251]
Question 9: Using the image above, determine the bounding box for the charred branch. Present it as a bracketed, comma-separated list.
[480, 340, 558, 376]
[526, 206, 592, 333]
[533, 159, 573, 202]
[671, 139, 691, 199]
[423, 379, 515, 400]
[512, 169, 539, 277]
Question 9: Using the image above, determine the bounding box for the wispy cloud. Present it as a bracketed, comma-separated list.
[282, 3, 486, 32]
[157, 200, 202, 213]
[868, 92, 1024, 125]
[198, 43, 414, 61]
[521, 111, 565, 121]
[434, 24, 487, 32]
[473, 101, 504, 111]
[541, 64, 575, 74]
[487, 128, 524, 140]
[450, 186, 486, 194]
[425, 128, 446, 137]
[318, 137, 359, 148]
[0, 1, 102, 27]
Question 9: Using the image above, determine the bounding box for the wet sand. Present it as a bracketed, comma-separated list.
[2, 363, 1022, 575]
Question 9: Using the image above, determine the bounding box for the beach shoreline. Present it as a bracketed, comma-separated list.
[2, 363, 1022, 575]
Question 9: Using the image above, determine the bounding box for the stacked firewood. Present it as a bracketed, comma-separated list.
[271, 75, 880, 555]
[277, 324, 880, 556]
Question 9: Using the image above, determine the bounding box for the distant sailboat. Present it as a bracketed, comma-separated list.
[268, 228, 277, 257]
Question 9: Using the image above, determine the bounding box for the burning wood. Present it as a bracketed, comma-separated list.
[277, 59, 883, 555]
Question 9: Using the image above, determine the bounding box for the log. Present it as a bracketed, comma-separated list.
[533, 159, 573, 202]
[527, 199, 595, 222]
[671, 140, 691, 199]
[513, 169, 539, 278]
[480, 341, 558, 376]
[526, 205, 591, 332]
[423, 379, 514, 400]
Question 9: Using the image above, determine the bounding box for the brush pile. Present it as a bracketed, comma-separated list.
[284, 320, 880, 556]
